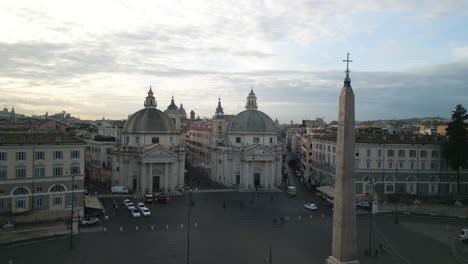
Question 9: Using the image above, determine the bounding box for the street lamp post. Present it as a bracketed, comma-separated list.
[70, 173, 75, 250]
[186, 189, 193, 264]
[395, 166, 399, 224]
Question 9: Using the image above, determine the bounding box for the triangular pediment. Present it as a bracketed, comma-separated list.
[242, 144, 276, 156]
[142, 144, 176, 158]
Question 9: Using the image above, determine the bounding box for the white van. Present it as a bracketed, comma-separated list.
[111, 186, 129, 194]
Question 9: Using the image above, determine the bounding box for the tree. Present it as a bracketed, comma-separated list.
[445, 104, 468, 194]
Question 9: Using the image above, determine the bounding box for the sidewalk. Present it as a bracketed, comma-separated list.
[0, 221, 69, 245]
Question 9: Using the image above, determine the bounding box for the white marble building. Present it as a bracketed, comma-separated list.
[112, 87, 185, 194]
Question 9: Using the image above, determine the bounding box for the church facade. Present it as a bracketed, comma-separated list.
[187, 90, 283, 190]
[112, 87, 185, 194]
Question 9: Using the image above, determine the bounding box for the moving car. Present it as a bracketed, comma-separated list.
[131, 208, 141, 218]
[460, 229, 468, 243]
[126, 202, 135, 211]
[111, 186, 129, 194]
[137, 202, 145, 210]
[79, 217, 100, 227]
[140, 207, 151, 217]
[287, 186, 296, 197]
[303, 203, 317, 210]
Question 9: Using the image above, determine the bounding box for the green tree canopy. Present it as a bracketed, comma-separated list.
[445, 104, 468, 194]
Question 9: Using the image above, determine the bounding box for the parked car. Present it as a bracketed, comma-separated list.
[144, 194, 154, 204]
[123, 199, 131, 205]
[137, 202, 145, 210]
[303, 203, 318, 210]
[131, 208, 141, 218]
[111, 186, 129, 194]
[126, 202, 135, 211]
[79, 217, 100, 227]
[155, 194, 170, 204]
[357, 201, 371, 208]
[140, 207, 151, 217]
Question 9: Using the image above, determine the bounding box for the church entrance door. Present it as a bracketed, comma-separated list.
[152, 176, 160, 192]
[132, 179, 137, 191]
[236, 175, 240, 185]
[254, 173, 261, 187]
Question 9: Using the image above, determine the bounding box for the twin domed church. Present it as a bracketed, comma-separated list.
[113, 87, 282, 194]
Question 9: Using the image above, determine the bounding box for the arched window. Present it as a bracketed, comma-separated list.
[12, 187, 30, 195]
[384, 175, 396, 194]
[449, 176, 457, 194]
[49, 184, 66, 193]
[361, 176, 375, 195]
[427, 176, 439, 195]
[406, 176, 417, 194]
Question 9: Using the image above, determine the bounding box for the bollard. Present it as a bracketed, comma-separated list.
[151, 225, 154, 231]
[166, 224, 169, 230]
[136, 226, 139, 231]
[120, 226, 123, 231]
[298, 216, 301, 221]
[194, 222, 198, 228]
[103, 227, 107, 232]
[181, 224, 184, 229]
[105, 215, 109, 220]
[310, 215, 313, 219]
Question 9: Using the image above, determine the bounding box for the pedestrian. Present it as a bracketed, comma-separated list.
[321, 213, 325, 219]
[223, 202, 226, 209]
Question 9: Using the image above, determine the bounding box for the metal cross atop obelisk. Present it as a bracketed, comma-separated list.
[343, 53, 352, 74]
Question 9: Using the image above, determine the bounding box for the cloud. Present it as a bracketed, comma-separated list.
[0, 0, 467, 123]
[452, 46, 468, 61]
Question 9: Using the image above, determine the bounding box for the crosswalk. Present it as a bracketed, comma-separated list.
[95, 194, 132, 198]
[181, 188, 239, 194]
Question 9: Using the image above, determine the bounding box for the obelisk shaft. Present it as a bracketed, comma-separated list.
[327, 72, 358, 264]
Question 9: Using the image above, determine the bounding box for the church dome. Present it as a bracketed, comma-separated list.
[228, 110, 276, 133]
[124, 108, 176, 133]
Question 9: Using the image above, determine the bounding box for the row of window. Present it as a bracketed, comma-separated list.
[235, 137, 274, 144]
[356, 149, 439, 158]
[0, 165, 81, 179]
[355, 160, 445, 170]
[125, 136, 174, 145]
[0, 150, 81, 161]
[0, 195, 79, 210]
[312, 145, 440, 159]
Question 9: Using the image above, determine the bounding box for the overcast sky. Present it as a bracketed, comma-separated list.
[0, 0, 467, 123]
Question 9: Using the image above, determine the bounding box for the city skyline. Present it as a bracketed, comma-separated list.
[0, 0, 467, 122]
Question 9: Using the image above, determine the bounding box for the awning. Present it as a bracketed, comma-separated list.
[85, 195, 104, 210]
[317, 185, 335, 199]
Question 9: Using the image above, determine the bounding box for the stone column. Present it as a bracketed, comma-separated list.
[327, 65, 358, 264]
[148, 163, 153, 193]
[141, 163, 146, 194]
[271, 161, 275, 188]
[164, 163, 169, 192]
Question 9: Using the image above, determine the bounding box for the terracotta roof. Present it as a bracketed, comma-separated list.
[0, 132, 85, 145]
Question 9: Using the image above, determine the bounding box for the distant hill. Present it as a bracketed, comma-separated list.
[357, 116, 450, 125]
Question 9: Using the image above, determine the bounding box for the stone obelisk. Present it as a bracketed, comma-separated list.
[326, 53, 359, 264]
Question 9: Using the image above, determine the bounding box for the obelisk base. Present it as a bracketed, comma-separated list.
[326, 256, 359, 264]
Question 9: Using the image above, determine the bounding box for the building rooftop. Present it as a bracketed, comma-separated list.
[0, 132, 85, 145]
[311, 133, 446, 145]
